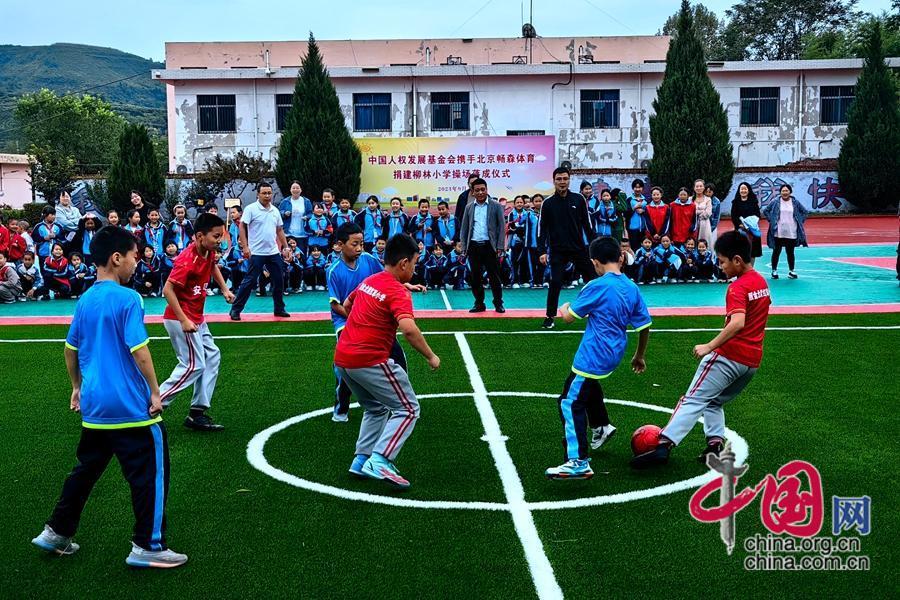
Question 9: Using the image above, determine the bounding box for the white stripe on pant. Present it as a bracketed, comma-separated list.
[661, 352, 757, 445]
[336, 359, 420, 462]
[159, 320, 221, 410]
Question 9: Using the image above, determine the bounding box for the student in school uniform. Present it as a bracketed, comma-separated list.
[433, 200, 459, 255]
[305, 203, 334, 250]
[408, 199, 436, 249]
[627, 179, 650, 251]
[384, 198, 410, 240]
[166, 205, 194, 254]
[645, 187, 670, 245]
[354, 196, 386, 253]
[32, 225, 187, 568]
[331, 198, 357, 231]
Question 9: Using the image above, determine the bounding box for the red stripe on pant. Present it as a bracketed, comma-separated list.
[161, 332, 195, 402]
[665, 353, 718, 428]
[380, 363, 415, 458]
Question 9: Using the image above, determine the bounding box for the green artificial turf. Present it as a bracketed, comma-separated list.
[1, 314, 897, 598]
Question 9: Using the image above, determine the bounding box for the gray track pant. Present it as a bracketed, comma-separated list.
[336, 359, 420, 462]
[661, 352, 757, 445]
[159, 319, 221, 410]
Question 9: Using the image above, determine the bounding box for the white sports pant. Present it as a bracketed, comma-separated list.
[159, 320, 221, 410]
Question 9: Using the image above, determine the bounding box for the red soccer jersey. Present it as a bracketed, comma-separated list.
[334, 271, 414, 369]
[163, 242, 215, 324]
[718, 269, 771, 368]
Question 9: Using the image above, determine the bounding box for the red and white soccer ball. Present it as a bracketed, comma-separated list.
[631, 424, 662, 455]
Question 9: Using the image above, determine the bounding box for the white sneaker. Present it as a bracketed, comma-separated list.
[591, 424, 617, 450]
[331, 412, 349, 423]
[32, 525, 79, 556]
[126, 542, 188, 568]
[315, 285, 325, 291]
[522, 283, 531, 288]
[512, 283, 520, 289]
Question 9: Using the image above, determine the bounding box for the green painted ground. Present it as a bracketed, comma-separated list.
[1, 314, 897, 598]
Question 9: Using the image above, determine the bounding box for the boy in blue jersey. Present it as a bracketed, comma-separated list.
[33, 226, 187, 568]
[545, 237, 652, 480]
[327, 223, 424, 422]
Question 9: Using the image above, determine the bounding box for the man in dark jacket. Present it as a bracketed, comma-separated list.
[458, 178, 506, 313]
[537, 167, 596, 328]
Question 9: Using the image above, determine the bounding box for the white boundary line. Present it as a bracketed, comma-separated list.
[454, 333, 563, 600]
[4, 324, 899, 344]
[439, 288, 453, 311]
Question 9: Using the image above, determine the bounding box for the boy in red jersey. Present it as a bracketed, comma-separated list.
[631, 230, 771, 468]
[159, 213, 235, 432]
[335, 233, 440, 489]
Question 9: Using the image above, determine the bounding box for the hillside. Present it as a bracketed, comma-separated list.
[0, 43, 165, 152]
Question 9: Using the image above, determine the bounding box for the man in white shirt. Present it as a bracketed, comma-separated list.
[229, 183, 291, 320]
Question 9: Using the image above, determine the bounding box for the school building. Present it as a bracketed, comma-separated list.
[151, 36, 898, 177]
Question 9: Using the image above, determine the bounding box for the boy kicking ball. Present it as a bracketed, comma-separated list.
[630, 231, 771, 469]
[546, 237, 652, 480]
[33, 226, 187, 568]
[335, 234, 440, 489]
[159, 212, 235, 431]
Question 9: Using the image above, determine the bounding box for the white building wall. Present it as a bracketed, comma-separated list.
[165, 67, 865, 174]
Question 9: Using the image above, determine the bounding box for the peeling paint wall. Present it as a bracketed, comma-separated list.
[167, 67, 863, 176]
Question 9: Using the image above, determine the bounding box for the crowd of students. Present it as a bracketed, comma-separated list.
[0, 175, 813, 304]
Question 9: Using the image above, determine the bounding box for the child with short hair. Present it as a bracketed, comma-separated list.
[434, 200, 458, 254]
[166, 205, 194, 253]
[124, 209, 144, 240]
[326, 241, 342, 268]
[695, 239, 718, 282]
[447, 240, 468, 289]
[134, 245, 161, 297]
[631, 231, 771, 468]
[159, 212, 235, 432]
[7, 219, 26, 263]
[285, 238, 305, 292]
[424, 244, 450, 289]
[160, 242, 178, 288]
[354, 195, 386, 252]
[106, 209, 121, 227]
[652, 235, 685, 283]
[278, 246, 296, 296]
[412, 240, 428, 285]
[408, 199, 435, 248]
[43, 242, 71, 298]
[632, 237, 656, 285]
[16, 251, 44, 300]
[682, 238, 699, 282]
[332, 198, 356, 229]
[35, 206, 64, 260]
[209, 250, 231, 295]
[0, 251, 22, 303]
[33, 225, 187, 568]
[546, 237, 651, 480]
[336, 233, 440, 488]
[370, 238, 387, 265]
[68, 253, 96, 298]
[305, 203, 333, 249]
[385, 197, 409, 240]
[17, 219, 36, 255]
[305, 246, 327, 290]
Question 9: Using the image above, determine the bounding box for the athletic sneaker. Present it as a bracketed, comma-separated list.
[32, 525, 79, 556]
[348, 454, 369, 477]
[125, 543, 188, 568]
[361, 455, 410, 489]
[788, 271, 798, 279]
[630, 443, 672, 469]
[331, 412, 349, 423]
[512, 283, 520, 289]
[697, 439, 725, 463]
[590, 424, 617, 450]
[545, 458, 593, 480]
[184, 413, 225, 432]
[541, 317, 555, 329]
[771, 271, 779, 280]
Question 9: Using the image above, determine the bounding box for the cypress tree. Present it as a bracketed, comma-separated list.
[106, 123, 165, 215]
[648, 0, 734, 199]
[275, 33, 362, 203]
[837, 21, 900, 211]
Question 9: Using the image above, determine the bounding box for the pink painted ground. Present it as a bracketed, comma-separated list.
[830, 257, 896, 271]
[718, 215, 898, 245]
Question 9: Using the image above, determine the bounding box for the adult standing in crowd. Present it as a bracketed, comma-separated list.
[130, 191, 156, 225]
[229, 183, 291, 321]
[459, 178, 506, 313]
[763, 183, 808, 280]
[704, 182, 722, 243]
[538, 166, 596, 329]
[55, 191, 82, 252]
[279, 180, 313, 253]
[730, 182, 763, 266]
[453, 173, 480, 226]
[693, 178, 713, 244]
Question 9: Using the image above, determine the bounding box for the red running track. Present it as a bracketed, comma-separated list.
[718, 215, 898, 245]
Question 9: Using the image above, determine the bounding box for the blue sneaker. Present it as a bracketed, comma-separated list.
[545, 458, 593, 480]
[361, 454, 410, 489]
[348, 454, 369, 477]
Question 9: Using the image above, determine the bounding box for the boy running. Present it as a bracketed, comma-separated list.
[335, 234, 440, 489]
[546, 237, 652, 480]
[631, 231, 771, 468]
[326, 223, 424, 422]
[33, 226, 187, 568]
[159, 213, 235, 431]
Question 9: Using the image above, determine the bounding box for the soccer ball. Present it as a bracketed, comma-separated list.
[631, 424, 662, 455]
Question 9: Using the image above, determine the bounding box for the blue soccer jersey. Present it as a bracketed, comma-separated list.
[567, 272, 652, 378]
[65, 280, 156, 428]
[326, 253, 384, 332]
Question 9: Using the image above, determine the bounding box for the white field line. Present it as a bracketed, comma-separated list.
[455, 332, 563, 600]
[439, 288, 453, 311]
[3, 324, 900, 344]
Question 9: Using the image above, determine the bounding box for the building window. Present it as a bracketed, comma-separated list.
[197, 95, 236, 133]
[431, 92, 470, 131]
[353, 93, 392, 132]
[580, 90, 620, 129]
[740, 87, 779, 126]
[820, 85, 855, 125]
[276, 94, 293, 132]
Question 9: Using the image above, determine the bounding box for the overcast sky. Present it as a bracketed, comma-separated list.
[2, 0, 894, 61]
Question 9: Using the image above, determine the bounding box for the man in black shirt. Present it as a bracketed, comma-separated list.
[537, 167, 597, 328]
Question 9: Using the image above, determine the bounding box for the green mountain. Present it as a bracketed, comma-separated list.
[0, 43, 165, 152]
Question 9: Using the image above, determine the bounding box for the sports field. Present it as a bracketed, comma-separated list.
[1, 311, 898, 598]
